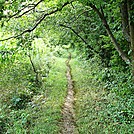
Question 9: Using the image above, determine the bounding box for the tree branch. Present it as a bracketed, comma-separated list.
[89, 3, 130, 63]
[8, 0, 43, 19]
[65, 10, 90, 24]
[0, 1, 72, 41]
[15, 0, 44, 18]
[59, 24, 98, 54]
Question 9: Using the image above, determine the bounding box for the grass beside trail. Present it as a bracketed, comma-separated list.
[30, 57, 67, 134]
[0, 56, 67, 134]
[1, 51, 133, 134]
[70, 58, 134, 134]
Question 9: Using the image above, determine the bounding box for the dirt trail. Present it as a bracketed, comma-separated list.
[61, 53, 78, 134]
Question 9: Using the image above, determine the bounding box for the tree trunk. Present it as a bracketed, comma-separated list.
[128, 0, 134, 82]
[120, 0, 130, 42]
[27, 53, 40, 86]
[89, 3, 130, 63]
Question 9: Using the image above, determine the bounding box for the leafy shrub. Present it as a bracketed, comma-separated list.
[0, 114, 9, 134]
[100, 67, 134, 96]
[71, 57, 134, 134]
[10, 91, 32, 110]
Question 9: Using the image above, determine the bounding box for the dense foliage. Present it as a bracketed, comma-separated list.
[0, 0, 134, 133]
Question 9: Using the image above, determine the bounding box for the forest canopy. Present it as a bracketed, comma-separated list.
[0, 0, 134, 84]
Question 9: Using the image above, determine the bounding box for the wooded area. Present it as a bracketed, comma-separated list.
[0, 0, 134, 133]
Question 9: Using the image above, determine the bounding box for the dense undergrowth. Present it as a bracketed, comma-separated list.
[0, 48, 67, 133]
[0, 48, 134, 134]
[71, 56, 134, 134]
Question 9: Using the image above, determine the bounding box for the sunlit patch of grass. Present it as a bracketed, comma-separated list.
[28, 57, 68, 134]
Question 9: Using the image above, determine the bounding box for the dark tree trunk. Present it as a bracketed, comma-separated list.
[128, 0, 134, 82]
[89, 3, 130, 63]
[121, 0, 130, 42]
[27, 54, 40, 86]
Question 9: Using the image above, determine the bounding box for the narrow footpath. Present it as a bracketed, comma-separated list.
[61, 53, 78, 134]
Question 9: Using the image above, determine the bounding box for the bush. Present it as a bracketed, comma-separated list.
[10, 93, 31, 110]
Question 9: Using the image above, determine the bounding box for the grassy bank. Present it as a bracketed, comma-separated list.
[71, 57, 134, 134]
[31, 57, 67, 134]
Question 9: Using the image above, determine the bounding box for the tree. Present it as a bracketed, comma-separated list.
[127, 0, 134, 81]
[0, 0, 134, 82]
[78, 0, 134, 81]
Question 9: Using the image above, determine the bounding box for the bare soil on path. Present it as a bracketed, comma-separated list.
[61, 53, 78, 134]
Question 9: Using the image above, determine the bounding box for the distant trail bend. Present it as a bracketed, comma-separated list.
[61, 53, 78, 134]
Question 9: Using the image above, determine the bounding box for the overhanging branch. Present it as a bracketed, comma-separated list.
[8, 0, 43, 19]
[15, 0, 44, 18]
[0, 1, 72, 41]
[89, 3, 130, 63]
[59, 24, 98, 54]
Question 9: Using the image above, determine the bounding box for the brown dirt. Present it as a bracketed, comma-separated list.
[61, 53, 78, 134]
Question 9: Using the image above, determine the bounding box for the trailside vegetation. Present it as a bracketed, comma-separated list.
[0, 0, 134, 133]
